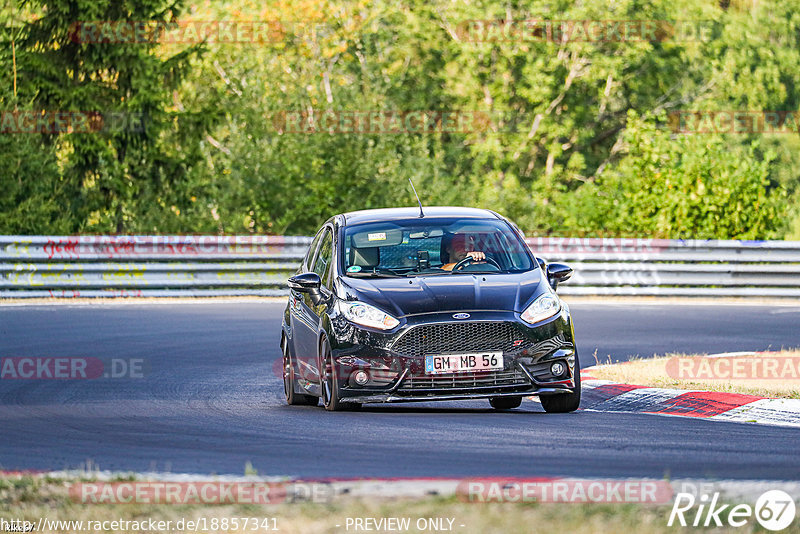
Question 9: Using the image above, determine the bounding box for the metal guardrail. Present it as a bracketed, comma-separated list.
[1, 236, 799, 298]
[0, 236, 309, 298]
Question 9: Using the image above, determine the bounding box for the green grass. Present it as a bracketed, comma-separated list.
[3, 475, 800, 533]
[585, 351, 800, 399]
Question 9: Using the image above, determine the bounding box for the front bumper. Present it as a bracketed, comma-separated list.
[328, 309, 578, 403]
[346, 388, 573, 404]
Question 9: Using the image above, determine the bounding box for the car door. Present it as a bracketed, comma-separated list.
[304, 226, 335, 381]
[289, 227, 326, 386]
[293, 226, 334, 384]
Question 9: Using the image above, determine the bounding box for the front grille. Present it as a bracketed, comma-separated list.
[398, 368, 529, 391]
[391, 322, 527, 357]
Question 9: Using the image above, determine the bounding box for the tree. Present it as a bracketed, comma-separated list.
[4, 0, 209, 233]
[552, 112, 786, 239]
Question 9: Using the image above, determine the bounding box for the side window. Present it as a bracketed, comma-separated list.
[304, 229, 324, 270]
[312, 229, 333, 286]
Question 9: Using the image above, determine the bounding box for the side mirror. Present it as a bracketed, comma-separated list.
[288, 272, 330, 306]
[288, 272, 322, 292]
[546, 263, 573, 291]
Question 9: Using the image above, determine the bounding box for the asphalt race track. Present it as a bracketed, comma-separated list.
[1, 300, 799, 480]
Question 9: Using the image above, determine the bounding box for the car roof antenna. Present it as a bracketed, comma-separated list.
[408, 178, 425, 218]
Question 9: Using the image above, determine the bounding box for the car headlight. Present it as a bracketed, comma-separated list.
[336, 300, 400, 330]
[520, 293, 561, 325]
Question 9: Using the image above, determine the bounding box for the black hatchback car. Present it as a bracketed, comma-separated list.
[281, 207, 579, 412]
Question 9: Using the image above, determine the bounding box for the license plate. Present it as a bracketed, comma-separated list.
[425, 352, 503, 374]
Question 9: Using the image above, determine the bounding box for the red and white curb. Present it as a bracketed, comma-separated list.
[580, 379, 800, 428]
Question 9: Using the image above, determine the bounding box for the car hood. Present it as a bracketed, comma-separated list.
[337, 270, 546, 317]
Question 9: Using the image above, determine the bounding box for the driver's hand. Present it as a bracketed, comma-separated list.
[466, 251, 485, 261]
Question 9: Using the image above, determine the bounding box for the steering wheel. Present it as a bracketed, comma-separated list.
[453, 256, 502, 271]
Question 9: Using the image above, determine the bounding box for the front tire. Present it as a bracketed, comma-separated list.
[489, 396, 522, 410]
[320, 337, 360, 412]
[283, 343, 318, 406]
[540, 357, 581, 413]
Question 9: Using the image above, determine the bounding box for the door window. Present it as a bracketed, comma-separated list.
[304, 228, 325, 270]
[312, 228, 333, 286]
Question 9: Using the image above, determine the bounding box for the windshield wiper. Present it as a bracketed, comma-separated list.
[347, 270, 404, 278]
[404, 270, 450, 277]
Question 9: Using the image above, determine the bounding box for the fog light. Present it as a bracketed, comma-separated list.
[353, 370, 369, 385]
[550, 361, 566, 377]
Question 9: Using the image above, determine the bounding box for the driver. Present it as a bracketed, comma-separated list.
[441, 233, 485, 271]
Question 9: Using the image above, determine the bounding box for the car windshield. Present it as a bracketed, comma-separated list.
[341, 217, 533, 277]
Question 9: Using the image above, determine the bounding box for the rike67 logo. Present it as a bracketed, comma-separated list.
[669, 490, 796, 531]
